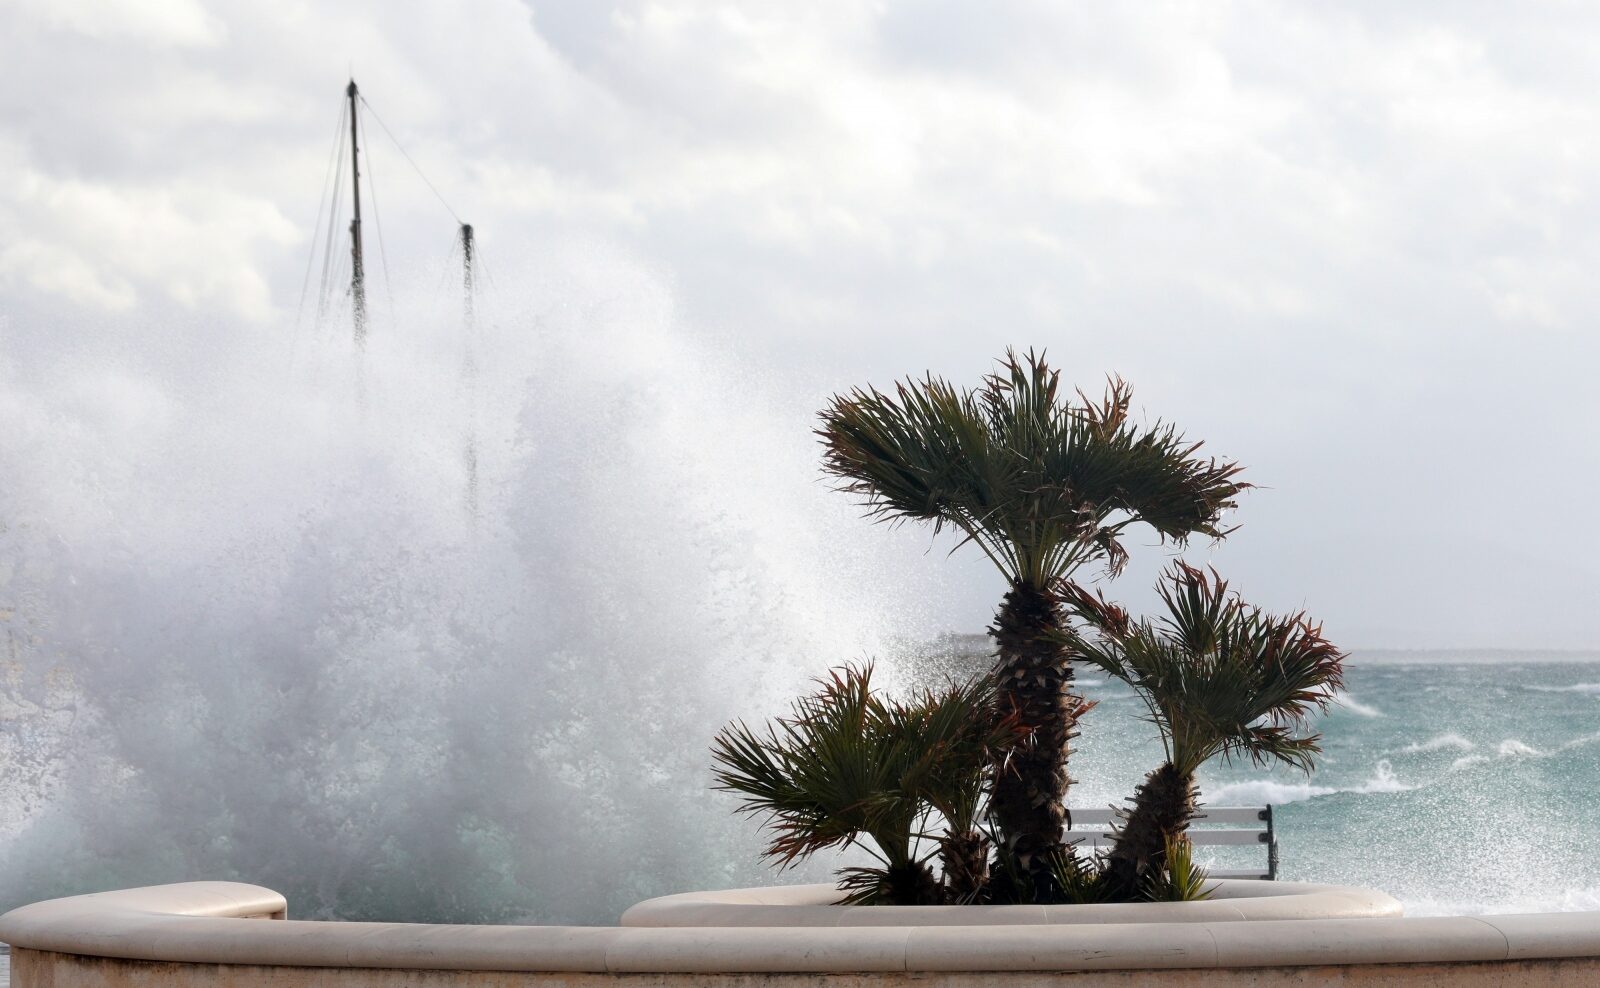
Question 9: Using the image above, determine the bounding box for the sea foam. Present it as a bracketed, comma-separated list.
[1331, 691, 1383, 717]
[1203, 760, 1409, 806]
[1395, 732, 1475, 754]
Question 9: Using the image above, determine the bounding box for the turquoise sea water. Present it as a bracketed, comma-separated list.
[0, 655, 1594, 936]
[1062, 657, 1600, 915]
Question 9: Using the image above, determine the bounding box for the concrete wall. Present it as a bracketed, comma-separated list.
[3, 883, 1600, 987]
[620, 880, 1403, 927]
[13, 950, 1600, 988]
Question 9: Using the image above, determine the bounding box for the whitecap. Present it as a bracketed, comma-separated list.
[1557, 731, 1600, 752]
[1358, 759, 1411, 793]
[1525, 682, 1600, 695]
[1395, 732, 1475, 754]
[1331, 691, 1383, 717]
[1403, 887, 1600, 916]
[1202, 760, 1410, 806]
[1201, 779, 1338, 806]
[1448, 739, 1544, 771]
[1495, 739, 1541, 758]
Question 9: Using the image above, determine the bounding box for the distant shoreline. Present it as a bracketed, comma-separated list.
[1345, 648, 1600, 664]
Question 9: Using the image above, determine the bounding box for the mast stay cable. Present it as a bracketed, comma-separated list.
[294, 99, 349, 336]
[316, 118, 349, 329]
[358, 106, 399, 330]
[358, 94, 464, 226]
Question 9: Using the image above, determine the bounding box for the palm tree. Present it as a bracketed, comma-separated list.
[818, 350, 1246, 893]
[898, 674, 1023, 901]
[1057, 563, 1345, 898]
[711, 664, 1011, 905]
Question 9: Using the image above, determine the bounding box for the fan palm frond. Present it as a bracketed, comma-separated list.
[1059, 562, 1345, 776]
[817, 351, 1248, 893]
[1141, 836, 1214, 902]
[711, 664, 1008, 904]
[1057, 563, 1344, 897]
[818, 350, 1247, 588]
[711, 665, 910, 869]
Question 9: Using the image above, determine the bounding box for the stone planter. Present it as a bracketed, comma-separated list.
[622, 879, 1403, 927]
[6, 881, 1600, 986]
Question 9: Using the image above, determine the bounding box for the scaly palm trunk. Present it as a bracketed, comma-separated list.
[884, 861, 944, 905]
[1105, 762, 1199, 899]
[989, 581, 1082, 899]
[940, 829, 990, 902]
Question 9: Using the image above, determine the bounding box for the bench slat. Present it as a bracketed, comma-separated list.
[1068, 806, 1269, 826]
[1066, 829, 1267, 847]
[1063, 804, 1278, 880]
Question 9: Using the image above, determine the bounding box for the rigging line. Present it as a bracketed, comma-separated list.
[435, 230, 461, 296]
[473, 244, 492, 292]
[316, 122, 348, 327]
[280, 98, 349, 422]
[359, 106, 399, 329]
[320, 142, 348, 326]
[294, 98, 348, 336]
[358, 93, 463, 225]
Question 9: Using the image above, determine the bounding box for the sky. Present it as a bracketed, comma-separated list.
[3, 0, 1599, 649]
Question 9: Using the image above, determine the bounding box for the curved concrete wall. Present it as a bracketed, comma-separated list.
[2, 882, 1599, 986]
[620, 879, 1403, 927]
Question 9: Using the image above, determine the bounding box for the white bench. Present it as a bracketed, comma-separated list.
[1065, 805, 1278, 880]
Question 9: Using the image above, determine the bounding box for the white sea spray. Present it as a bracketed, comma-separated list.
[1395, 732, 1475, 754]
[1525, 682, 1600, 694]
[0, 253, 971, 924]
[1331, 691, 1383, 717]
[1201, 760, 1410, 807]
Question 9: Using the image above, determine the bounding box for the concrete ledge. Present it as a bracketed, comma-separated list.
[1, 881, 1599, 979]
[11, 952, 1600, 988]
[620, 880, 1403, 927]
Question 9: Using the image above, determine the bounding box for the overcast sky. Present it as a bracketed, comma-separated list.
[3, 1, 1599, 649]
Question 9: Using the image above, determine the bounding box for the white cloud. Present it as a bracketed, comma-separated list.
[1, 0, 1599, 645]
[12, 0, 224, 47]
[0, 139, 296, 320]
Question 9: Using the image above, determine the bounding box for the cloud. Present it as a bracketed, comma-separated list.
[1, 0, 1598, 645]
[0, 138, 296, 319]
[11, 0, 225, 47]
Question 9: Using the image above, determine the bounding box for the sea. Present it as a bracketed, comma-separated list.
[0, 655, 1596, 987]
[1066, 654, 1600, 915]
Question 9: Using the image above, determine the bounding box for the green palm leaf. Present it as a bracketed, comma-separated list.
[818, 350, 1247, 587]
[1059, 563, 1345, 776]
[711, 664, 1012, 904]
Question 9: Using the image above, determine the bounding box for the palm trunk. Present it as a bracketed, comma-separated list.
[885, 861, 944, 905]
[989, 581, 1082, 899]
[1105, 762, 1199, 899]
[940, 829, 989, 902]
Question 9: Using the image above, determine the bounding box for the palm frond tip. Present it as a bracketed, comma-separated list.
[817, 350, 1249, 587]
[1056, 563, 1346, 776]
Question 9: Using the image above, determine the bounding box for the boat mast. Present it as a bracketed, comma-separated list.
[460, 223, 475, 331]
[347, 79, 368, 348]
[460, 222, 479, 518]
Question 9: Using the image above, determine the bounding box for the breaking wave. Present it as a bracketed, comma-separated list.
[0, 255, 968, 924]
[1331, 691, 1383, 717]
[1394, 732, 1475, 754]
[1202, 760, 1410, 806]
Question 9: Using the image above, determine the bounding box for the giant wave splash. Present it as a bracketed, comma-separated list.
[0, 251, 972, 924]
